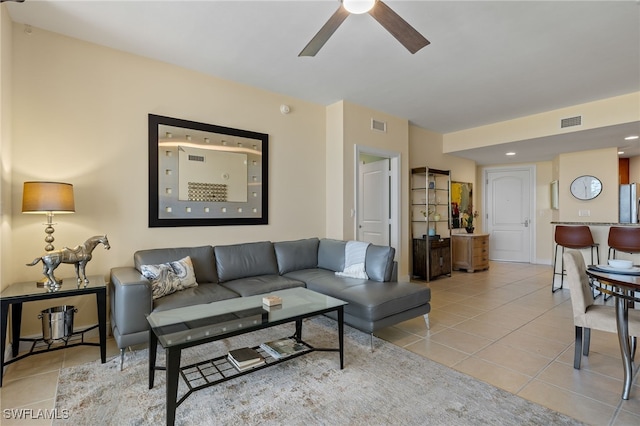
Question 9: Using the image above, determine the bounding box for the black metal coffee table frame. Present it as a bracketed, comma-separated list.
[148, 301, 344, 426]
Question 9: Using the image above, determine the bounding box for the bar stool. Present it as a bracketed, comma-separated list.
[606, 226, 640, 301]
[608, 226, 640, 259]
[552, 226, 599, 293]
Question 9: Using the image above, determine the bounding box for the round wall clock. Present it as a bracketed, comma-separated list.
[570, 175, 602, 200]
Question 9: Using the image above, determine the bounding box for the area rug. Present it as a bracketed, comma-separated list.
[54, 317, 583, 425]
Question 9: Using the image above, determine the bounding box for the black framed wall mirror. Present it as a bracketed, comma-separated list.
[149, 114, 268, 227]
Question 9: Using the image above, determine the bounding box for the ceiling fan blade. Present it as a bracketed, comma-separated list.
[299, 6, 350, 57]
[368, 0, 430, 54]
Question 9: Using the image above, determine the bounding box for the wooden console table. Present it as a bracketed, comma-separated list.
[452, 233, 490, 272]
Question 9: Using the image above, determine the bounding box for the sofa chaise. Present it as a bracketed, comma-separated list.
[110, 238, 431, 368]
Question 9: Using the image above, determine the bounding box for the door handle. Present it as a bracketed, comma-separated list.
[523, 218, 530, 227]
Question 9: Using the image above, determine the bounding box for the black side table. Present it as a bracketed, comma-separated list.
[0, 275, 107, 387]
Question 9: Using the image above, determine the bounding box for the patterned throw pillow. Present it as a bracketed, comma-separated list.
[169, 256, 197, 288]
[140, 256, 198, 299]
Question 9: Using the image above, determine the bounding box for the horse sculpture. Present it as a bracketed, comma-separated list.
[27, 235, 110, 286]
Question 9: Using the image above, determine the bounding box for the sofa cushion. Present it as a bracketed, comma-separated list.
[285, 269, 430, 322]
[274, 238, 319, 274]
[337, 281, 431, 322]
[220, 275, 305, 297]
[134, 246, 218, 283]
[214, 241, 279, 282]
[365, 245, 396, 282]
[152, 283, 240, 312]
[317, 239, 346, 272]
[293, 273, 429, 322]
[286, 269, 366, 295]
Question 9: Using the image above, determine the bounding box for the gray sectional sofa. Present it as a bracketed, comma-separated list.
[110, 238, 431, 368]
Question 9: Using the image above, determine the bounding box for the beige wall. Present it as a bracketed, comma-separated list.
[558, 148, 619, 223]
[325, 102, 345, 240]
[0, 5, 13, 291]
[326, 100, 411, 277]
[443, 92, 640, 153]
[9, 25, 326, 334]
[535, 161, 553, 264]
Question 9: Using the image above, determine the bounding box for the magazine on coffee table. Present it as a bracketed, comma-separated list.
[260, 337, 308, 359]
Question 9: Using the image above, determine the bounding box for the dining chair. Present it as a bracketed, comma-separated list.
[563, 250, 639, 369]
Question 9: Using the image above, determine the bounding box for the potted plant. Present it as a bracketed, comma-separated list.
[420, 208, 435, 221]
[462, 209, 479, 233]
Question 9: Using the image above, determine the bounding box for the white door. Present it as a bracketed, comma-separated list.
[486, 167, 533, 262]
[358, 159, 390, 245]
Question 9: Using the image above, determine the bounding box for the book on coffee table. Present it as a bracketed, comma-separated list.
[227, 354, 265, 372]
[260, 338, 308, 359]
[228, 347, 264, 368]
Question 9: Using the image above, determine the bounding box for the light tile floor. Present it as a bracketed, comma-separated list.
[376, 261, 640, 425]
[1, 261, 639, 425]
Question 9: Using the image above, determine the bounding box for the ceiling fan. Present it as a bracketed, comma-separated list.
[299, 0, 430, 57]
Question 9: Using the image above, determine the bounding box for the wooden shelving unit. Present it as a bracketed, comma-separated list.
[411, 167, 452, 281]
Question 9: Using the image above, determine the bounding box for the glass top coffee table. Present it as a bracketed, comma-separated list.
[147, 287, 347, 426]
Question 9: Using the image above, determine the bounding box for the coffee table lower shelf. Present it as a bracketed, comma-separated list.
[172, 336, 314, 407]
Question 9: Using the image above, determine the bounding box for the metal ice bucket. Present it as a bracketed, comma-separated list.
[39, 305, 77, 343]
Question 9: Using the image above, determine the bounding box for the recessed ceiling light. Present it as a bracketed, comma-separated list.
[624, 135, 639, 141]
[505, 152, 516, 156]
[618, 151, 625, 155]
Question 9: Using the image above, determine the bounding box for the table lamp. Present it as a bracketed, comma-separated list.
[22, 181, 75, 252]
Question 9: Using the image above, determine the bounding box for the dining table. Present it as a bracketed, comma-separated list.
[586, 266, 640, 400]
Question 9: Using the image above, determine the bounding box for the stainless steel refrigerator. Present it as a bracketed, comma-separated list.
[619, 183, 638, 223]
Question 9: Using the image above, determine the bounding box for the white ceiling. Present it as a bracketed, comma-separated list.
[5, 0, 640, 165]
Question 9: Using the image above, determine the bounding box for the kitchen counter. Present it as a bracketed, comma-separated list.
[551, 222, 640, 226]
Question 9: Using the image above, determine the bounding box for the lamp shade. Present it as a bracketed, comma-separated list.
[22, 181, 75, 214]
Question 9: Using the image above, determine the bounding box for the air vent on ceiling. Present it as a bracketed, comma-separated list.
[561, 116, 582, 128]
[188, 154, 205, 162]
[371, 119, 387, 133]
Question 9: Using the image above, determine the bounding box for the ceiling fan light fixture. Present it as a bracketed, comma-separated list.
[342, 0, 376, 14]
